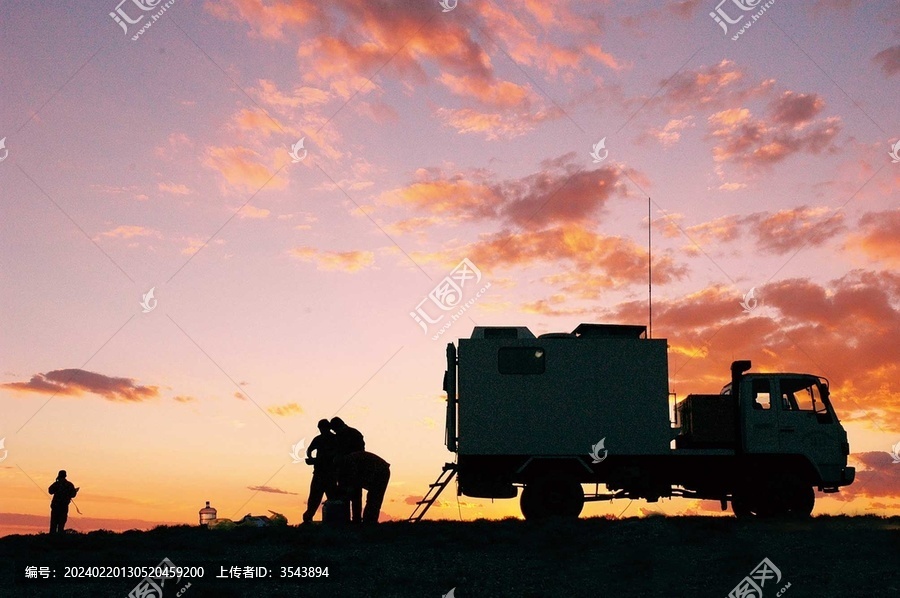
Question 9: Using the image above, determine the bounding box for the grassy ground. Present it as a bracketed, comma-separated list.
[1, 516, 898, 597]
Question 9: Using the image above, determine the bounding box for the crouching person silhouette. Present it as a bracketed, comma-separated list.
[48, 470, 79, 535]
[335, 452, 390, 524]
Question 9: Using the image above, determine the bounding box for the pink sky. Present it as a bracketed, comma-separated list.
[1, 0, 899, 536]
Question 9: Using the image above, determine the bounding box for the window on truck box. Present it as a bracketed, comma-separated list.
[498, 347, 546, 375]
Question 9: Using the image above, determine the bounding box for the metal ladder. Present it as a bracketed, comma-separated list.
[408, 462, 457, 522]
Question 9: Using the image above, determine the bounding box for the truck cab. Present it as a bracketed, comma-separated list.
[733, 373, 852, 490]
[677, 363, 855, 516]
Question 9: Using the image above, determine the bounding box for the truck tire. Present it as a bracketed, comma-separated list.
[732, 480, 815, 518]
[731, 495, 753, 518]
[786, 485, 815, 517]
[520, 476, 584, 520]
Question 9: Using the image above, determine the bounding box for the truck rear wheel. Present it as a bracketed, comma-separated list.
[520, 476, 584, 520]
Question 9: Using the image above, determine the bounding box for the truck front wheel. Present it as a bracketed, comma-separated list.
[732, 482, 815, 518]
[520, 476, 585, 520]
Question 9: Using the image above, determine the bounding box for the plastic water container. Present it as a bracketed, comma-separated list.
[199, 501, 217, 526]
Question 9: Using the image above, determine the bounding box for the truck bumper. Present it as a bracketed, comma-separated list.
[840, 466, 855, 486]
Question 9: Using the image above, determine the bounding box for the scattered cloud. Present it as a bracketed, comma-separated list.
[247, 485, 298, 495]
[288, 247, 375, 272]
[266, 402, 303, 417]
[96, 225, 161, 240]
[239, 205, 271, 219]
[873, 45, 900, 76]
[158, 182, 191, 195]
[847, 208, 900, 265]
[707, 93, 841, 168]
[656, 207, 845, 255]
[204, 145, 287, 192]
[2, 369, 159, 403]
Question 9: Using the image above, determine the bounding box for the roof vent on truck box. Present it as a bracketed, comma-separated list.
[572, 323, 647, 339]
[471, 326, 536, 339]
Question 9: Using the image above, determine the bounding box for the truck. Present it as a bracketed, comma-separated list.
[412, 323, 855, 520]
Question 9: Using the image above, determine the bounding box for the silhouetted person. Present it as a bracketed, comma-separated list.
[48, 470, 78, 535]
[329, 417, 366, 522]
[330, 417, 365, 454]
[303, 419, 339, 523]
[335, 451, 390, 524]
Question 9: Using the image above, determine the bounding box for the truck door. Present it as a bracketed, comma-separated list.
[742, 377, 779, 453]
[774, 376, 843, 471]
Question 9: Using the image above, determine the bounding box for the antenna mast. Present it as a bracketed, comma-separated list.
[648, 196, 652, 339]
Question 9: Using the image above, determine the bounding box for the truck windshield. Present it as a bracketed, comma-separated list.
[780, 378, 833, 422]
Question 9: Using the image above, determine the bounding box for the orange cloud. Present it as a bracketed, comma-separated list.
[746, 207, 845, 254]
[708, 94, 841, 168]
[233, 108, 285, 137]
[239, 205, 271, 219]
[832, 451, 900, 500]
[96, 225, 160, 240]
[437, 73, 530, 109]
[381, 156, 626, 230]
[204, 0, 322, 39]
[655, 60, 750, 112]
[158, 182, 191, 195]
[204, 146, 286, 192]
[253, 79, 329, 108]
[267, 402, 303, 417]
[289, 247, 375, 272]
[606, 271, 900, 431]
[848, 209, 900, 265]
[2, 369, 159, 403]
[656, 207, 845, 255]
[416, 225, 687, 290]
[642, 116, 695, 147]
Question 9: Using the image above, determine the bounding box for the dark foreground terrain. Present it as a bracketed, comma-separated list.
[1, 516, 898, 597]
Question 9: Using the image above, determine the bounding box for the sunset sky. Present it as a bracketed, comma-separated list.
[1, 0, 899, 536]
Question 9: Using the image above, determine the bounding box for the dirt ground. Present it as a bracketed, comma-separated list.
[2, 515, 898, 597]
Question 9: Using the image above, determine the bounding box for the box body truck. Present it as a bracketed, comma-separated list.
[441, 323, 855, 519]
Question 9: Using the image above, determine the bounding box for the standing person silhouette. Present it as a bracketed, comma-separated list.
[48, 470, 79, 535]
[302, 419, 338, 523]
[329, 417, 365, 522]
